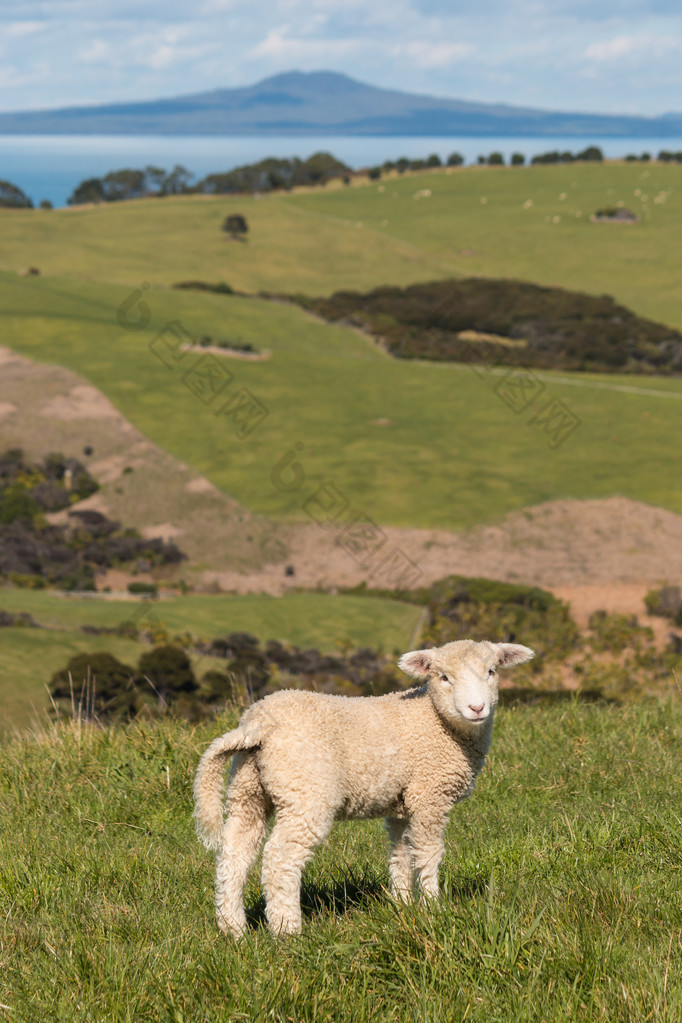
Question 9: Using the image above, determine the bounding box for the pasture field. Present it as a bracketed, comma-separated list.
[0, 590, 423, 732]
[1, 163, 681, 326]
[2, 271, 682, 531]
[1, 698, 680, 1021]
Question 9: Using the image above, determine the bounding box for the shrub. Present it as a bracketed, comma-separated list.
[644, 585, 682, 622]
[127, 581, 159, 597]
[368, 167, 382, 180]
[49, 652, 138, 721]
[138, 645, 198, 708]
[587, 611, 654, 653]
[294, 277, 682, 375]
[0, 449, 184, 588]
[420, 575, 578, 680]
[172, 281, 235, 295]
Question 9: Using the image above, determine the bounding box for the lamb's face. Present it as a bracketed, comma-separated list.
[398, 640, 535, 728]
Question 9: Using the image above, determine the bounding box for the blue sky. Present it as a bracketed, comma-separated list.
[2, 1, 681, 115]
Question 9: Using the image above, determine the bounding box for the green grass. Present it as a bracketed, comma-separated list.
[2, 270, 682, 530]
[2, 163, 682, 328]
[0, 589, 423, 732]
[1, 698, 680, 1021]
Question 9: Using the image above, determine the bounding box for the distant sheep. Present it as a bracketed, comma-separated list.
[194, 639, 534, 937]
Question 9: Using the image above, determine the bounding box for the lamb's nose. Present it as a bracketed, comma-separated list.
[469, 703, 485, 715]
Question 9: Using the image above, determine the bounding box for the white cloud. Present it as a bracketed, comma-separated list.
[585, 32, 680, 61]
[5, 21, 45, 37]
[250, 26, 364, 61]
[78, 39, 111, 64]
[393, 40, 475, 68]
[78, 26, 214, 70]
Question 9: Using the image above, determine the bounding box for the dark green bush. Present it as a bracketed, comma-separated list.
[127, 581, 159, 597]
[137, 645, 198, 704]
[49, 652, 139, 722]
[295, 277, 682, 375]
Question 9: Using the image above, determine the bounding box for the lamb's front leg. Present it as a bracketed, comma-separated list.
[410, 815, 446, 900]
[386, 817, 414, 902]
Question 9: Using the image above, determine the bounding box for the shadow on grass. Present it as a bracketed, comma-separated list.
[244, 867, 487, 931]
[245, 869, 387, 930]
[443, 874, 488, 901]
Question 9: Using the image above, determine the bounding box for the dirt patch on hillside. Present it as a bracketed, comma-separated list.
[40, 385, 122, 420]
[201, 497, 682, 596]
[0, 346, 288, 582]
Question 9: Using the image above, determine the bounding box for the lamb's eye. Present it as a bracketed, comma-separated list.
[440, 674, 449, 682]
[488, 667, 496, 676]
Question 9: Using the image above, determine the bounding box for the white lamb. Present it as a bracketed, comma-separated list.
[194, 638, 534, 937]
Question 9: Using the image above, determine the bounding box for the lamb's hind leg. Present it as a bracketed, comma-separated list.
[386, 817, 414, 902]
[261, 811, 333, 936]
[215, 752, 268, 938]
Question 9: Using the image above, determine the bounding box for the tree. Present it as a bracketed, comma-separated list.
[39, 199, 53, 209]
[447, 152, 464, 166]
[575, 146, 603, 162]
[368, 166, 382, 180]
[162, 164, 193, 195]
[144, 164, 167, 193]
[511, 153, 525, 166]
[0, 179, 33, 208]
[222, 213, 249, 240]
[426, 154, 442, 167]
[68, 177, 105, 205]
[488, 152, 505, 165]
[102, 168, 146, 201]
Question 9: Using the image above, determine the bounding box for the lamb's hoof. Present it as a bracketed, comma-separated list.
[267, 917, 302, 938]
[217, 913, 247, 939]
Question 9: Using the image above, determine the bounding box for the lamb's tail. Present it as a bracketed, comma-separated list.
[193, 727, 258, 851]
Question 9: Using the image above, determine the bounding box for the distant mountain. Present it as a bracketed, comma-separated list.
[1, 71, 681, 137]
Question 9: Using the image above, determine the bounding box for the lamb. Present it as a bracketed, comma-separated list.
[194, 638, 534, 937]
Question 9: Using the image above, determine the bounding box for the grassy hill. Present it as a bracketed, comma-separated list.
[1, 700, 679, 1020]
[1, 162, 682, 328]
[0, 590, 423, 732]
[2, 271, 682, 532]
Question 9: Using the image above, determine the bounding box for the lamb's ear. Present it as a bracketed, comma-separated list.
[398, 648, 434, 680]
[495, 643, 535, 668]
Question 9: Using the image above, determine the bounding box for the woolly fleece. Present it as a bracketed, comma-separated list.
[194, 638, 534, 937]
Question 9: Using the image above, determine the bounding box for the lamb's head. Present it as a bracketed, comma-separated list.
[398, 640, 534, 729]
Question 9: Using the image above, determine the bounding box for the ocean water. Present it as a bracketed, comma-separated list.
[2, 133, 680, 208]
